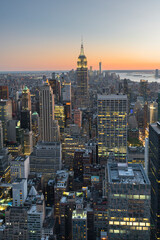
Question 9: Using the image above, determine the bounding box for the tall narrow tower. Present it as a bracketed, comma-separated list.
[40, 80, 55, 142]
[76, 42, 88, 108]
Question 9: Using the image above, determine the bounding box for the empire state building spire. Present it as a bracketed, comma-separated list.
[80, 42, 84, 56]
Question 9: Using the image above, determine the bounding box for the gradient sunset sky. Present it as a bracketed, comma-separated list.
[1, 0, 160, 71]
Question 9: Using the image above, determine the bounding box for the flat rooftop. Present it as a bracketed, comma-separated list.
[108, 163, 150, 185]
[98, 94, 127, 100]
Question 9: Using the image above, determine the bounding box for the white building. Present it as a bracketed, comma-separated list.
[12, 178, 27, 207]
[10, 156, 30, 182]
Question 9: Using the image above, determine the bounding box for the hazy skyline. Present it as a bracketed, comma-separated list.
[1, 0, 160, 71]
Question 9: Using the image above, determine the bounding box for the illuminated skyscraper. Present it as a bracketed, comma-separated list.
[98, 94, 128, 162]
[40, 80, 56, 142]
[21, 86, 31, 111]
[76, 42, 88, 109]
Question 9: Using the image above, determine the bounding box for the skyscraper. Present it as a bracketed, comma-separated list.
[21, 86, 31, 111]
[40, 80, 55, 142]
[98, 94, 128, 162]
[76, 42, 88, 109]
[148, 122, 160, 239]
[99, 62, 102, 74]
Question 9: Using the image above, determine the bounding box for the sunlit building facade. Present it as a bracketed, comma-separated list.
[107, 163, 150, 240]
[98, 94, 128, 162]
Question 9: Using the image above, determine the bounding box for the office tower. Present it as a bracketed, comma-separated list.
[30, 141, 62, 177]
[21, 86, 31, 111]
[148, 122, 160, 239]
[107, 163, 151, 240]
[7, 120, 18, 142]
[98, 94, 128, 162]
[149, 101, 158, 124]
[27, 205, 44, 240]
[72, 206, 87, 240]
[62, 124, 85, 170]
[23, 129, 33, 155]
[145, 138, 149, 175]
[76, 42, 88, 109]
[123, 79, 128, 95]
[139, 79, 148, 101]
[40, 80, 56, 142]
[99, 62, 102, 74]
[0, 86, 9, 100]
[54, 105, 65, 132]
[21, 110, 32, 131]
[32, 111, 40, 146]
[74, 108, 82, 128]
[0, 121, 3, 149]
[54, 170, 69, 217]
[64, 102, 72, 122]
[4, 207, 28, 240]
[12, 178, 27, 207]
[155, 69, 159, 78]
[0, 99, 12, 141]
[158, 92, 160, 122]
[0, 122, 11, 183]
[10, 156, 30, 182]
[49, 75, 61, 103]
[62, 81, 71, 103]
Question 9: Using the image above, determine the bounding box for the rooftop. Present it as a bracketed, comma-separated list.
[98, 94, 127, 100]
[108, 163, 150, 185]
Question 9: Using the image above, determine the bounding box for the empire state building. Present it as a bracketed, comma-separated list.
[76, 42, 88, 108]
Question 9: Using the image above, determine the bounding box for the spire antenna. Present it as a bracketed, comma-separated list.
[80, 36, 84, 56]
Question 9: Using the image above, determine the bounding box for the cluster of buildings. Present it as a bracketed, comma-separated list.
[0, 44, 160, 239]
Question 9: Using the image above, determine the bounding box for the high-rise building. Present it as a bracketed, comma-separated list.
[21, 86, 31, 111]
[62, 82, 71, 103]
[12, 178, 27, 207]
[0, 86, 9, 100]
[148, 122, 160, 239]
[10, 156, 30, 182]
[40, 80, 56, 142]
[0, 99, 12, 141]
[149, 101, 158, 124]
[99, 62, 102, 74]
[155, 69, 159, 78]
[107, 163, 151, 240]
[74, 108, 82, 128]
[76, 42, 88, 109]
[4, 207, 28, 240]
[54, 105, 65, 132]
[98, 94, 128, 162]
[30, 141, 62, 177]
[23, 129, 33, 155]
[139, 80, 148, 101]
[72, 206, 87, 240]
[21, 110, 32, 131]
